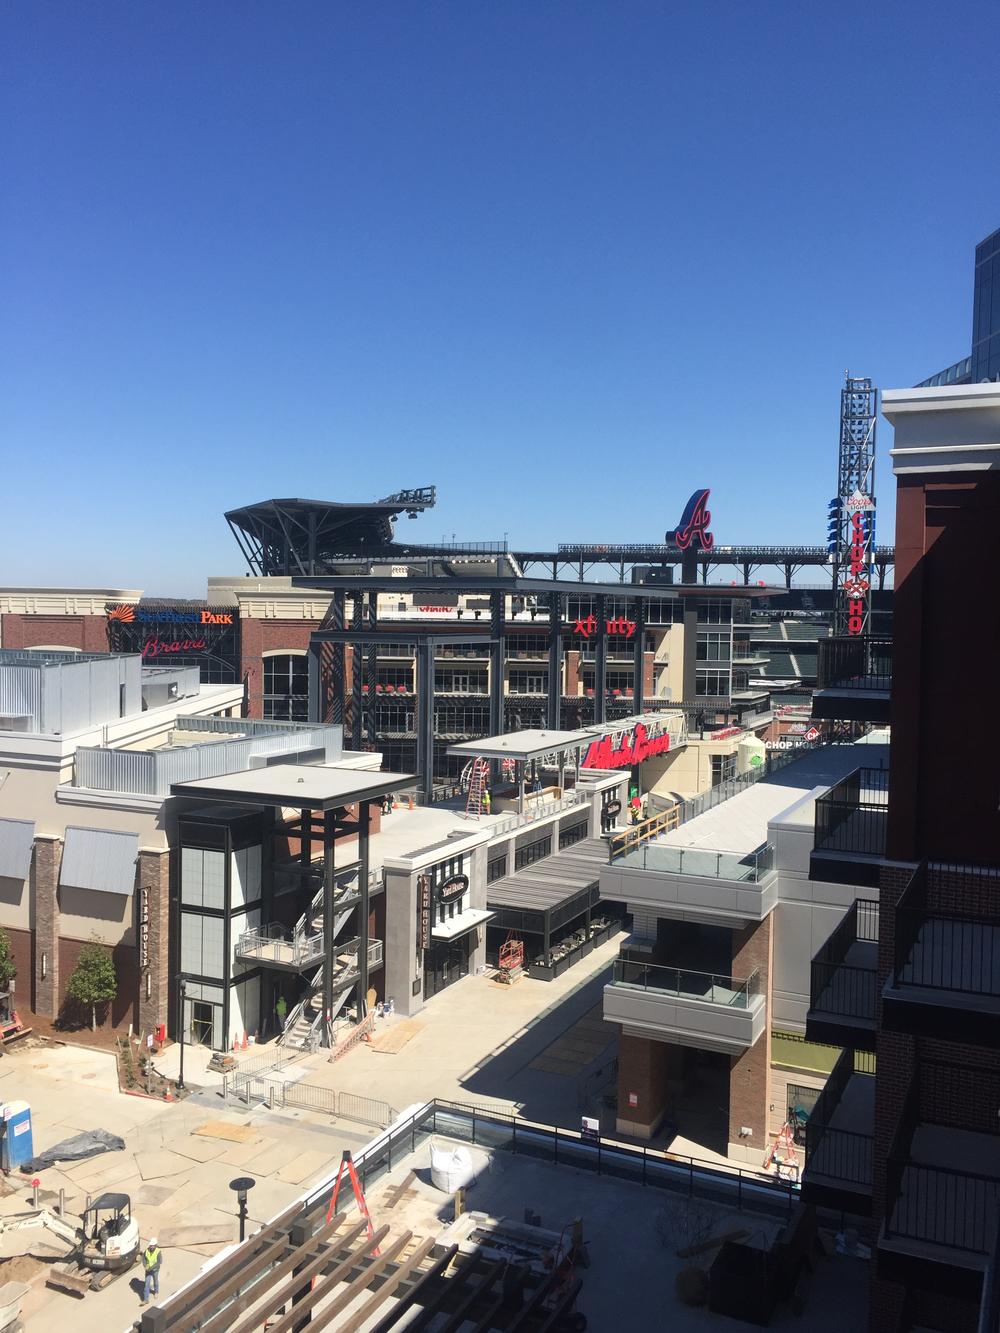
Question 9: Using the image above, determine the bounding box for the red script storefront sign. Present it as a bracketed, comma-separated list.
[582, 721, 672, 770]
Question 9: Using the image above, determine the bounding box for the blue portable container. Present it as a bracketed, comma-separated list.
[0, 1100, 33, 1172]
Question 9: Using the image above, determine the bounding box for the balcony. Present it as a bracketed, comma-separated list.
[879, 1061, 1000, 1293]
[603, 957, 766, 1054]
[883, 863, 1000, 1045]
[812, 637, 892, 724]
[801, 1048, 876, 1215]
[810, 767, 888, 888]
[602, 840, 778, 927]
[806, 899, 879, 1050]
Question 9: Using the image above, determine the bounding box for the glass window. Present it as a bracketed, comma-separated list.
[697, 601, 732, 624]
[696, 669, 730, 696]
[263, 654, 309, 721]
[180, 848, 226, 909]
[514, 835, 552, 870]
[508, 671, 547, 694]
[487, 855, 507, 883]
[697, 632, 731, 662]
[180, 912, 225, 979]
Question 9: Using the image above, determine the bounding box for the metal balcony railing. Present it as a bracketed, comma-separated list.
[816, 636, 892, 692]
[885, 1060, 1000, 1257]
[611, 958, 759, 1009]
[803, 1049, 876, 1188]
[814, 767, 889, 857]
[810, 899, 879, 1022]
[894, 862, 1000, 998]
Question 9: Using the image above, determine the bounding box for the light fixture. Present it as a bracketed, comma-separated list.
[230, 1176, 256, 1242]
[41, 952, 47, 980]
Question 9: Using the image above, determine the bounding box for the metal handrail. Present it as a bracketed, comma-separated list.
[611, 957, 759, 1007]
[816, 636, 892, 691]
[618, 840, 774, 882]
[608, 806, 680, 861]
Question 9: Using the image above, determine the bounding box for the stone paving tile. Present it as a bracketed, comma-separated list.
[274, 1148, 338, 1185]
[133, 1182, 178, 1206]
[246, 1140, 301, 1177]
[216, 1134, 273, 1167]
[166, 1135, 230, 1164]
[136, 1149, 191, 1181]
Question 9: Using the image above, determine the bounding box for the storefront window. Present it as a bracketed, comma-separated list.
[263, 654, 309, 720]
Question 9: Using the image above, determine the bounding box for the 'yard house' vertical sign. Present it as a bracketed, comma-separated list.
[417, 874, 432, 950]
[139, 887, 150, 971]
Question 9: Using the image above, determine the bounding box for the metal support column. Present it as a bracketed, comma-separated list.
[307, 639, 323, 724]
[350, 596, 364, 750]
[364, 593, 378, 751]
[357, 801, 370, 1017]
[322, 809, 335, 1048]
[681, 551, 699, 703]
[593, 594, 607, 726]
[547, 591, 562, 730]
[328, 592, 346, 725]
[631, 597, 645, 709]
[489, 591, 506, 737]
[415, 640, 435, 804]
[543, 913, 551, 967]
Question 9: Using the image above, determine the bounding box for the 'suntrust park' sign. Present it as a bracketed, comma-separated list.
[582, 721, 672, 770]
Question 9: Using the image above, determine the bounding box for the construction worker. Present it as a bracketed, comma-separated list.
[483, 789, 491, 815]
[275, 994, 288, 1031]
[140, 1236, 162, 1305]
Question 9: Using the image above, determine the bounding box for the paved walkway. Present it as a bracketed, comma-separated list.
[0, 1042, 367, 1333]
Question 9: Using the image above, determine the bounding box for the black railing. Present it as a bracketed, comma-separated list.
[300, 1098, 799, 1224]
[612, 958, 759, 1008]
[895, 862, 1000, 997]
[810, 899, 879, 1021]
[814, 767, 889, 857]
[803, 1049, 875, 1188]
[816, 636, 892, 692]
[885, 1062, 1000, 1256]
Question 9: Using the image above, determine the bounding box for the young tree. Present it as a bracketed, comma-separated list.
[0, 930, 16, 991]
[65, 943, 118, 1031]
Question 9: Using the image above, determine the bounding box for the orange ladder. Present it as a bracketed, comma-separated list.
[326, 1150, 379, 1252]
[464, 758, 490, 818]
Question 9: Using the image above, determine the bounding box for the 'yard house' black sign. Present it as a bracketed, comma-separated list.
[418, 875, 432, 950]
[604, 799, 622, 819]
[437, 874, 469, 905]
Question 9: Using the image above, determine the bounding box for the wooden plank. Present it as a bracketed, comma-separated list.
[336, 1234, 437, 1333]
[294, 1231, 414, 1333]
[432, 1260, 506, 1333]
[194, 1120, 259, 1143]
[368, 1244, 460, 1333]
[259, 1225, 395, 1333]
[156, 1200, 304, 1328]
[205, 1214, 353, 1333]
[383, 1171, 417, 1210]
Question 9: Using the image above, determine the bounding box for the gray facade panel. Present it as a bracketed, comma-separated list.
[60, 826, 139, 895]
[0, 818, 35, 880]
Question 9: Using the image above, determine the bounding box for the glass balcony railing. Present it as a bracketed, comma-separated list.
[611, 958, 760, 1008]
[616, 841, 774, 882]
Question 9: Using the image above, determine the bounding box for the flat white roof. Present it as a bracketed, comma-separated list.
[658, 743, 889, 855]
[171, 763, 417, 810]
[447, 728, 596, 762]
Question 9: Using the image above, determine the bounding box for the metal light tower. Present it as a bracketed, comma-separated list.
[828, 374, 877, 637]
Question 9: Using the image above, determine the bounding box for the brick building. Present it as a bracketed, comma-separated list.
[798, 383, 1000, 1332]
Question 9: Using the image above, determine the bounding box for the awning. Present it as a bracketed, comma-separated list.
[0, 818, 34, 881]
[486, 837, 606, 935]
[431, 908, 495, 942]
[60, 827, 139, 895]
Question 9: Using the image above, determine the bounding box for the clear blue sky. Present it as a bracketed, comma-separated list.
[2, 1, 997, 594]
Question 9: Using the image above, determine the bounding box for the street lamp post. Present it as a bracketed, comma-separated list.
[177, 978, 187, 1092]
[230, 1176, 256, 1242]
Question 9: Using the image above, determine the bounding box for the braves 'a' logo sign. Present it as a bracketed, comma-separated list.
[666, 489, 714, 552]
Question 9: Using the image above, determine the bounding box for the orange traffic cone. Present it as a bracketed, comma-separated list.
[241, 1032, 248, 1050]
[232, 1034, 238, 1051]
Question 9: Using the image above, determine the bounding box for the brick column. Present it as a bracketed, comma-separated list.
[33, 836, 62, 1018]
[615, 1030, 680, 1140]
[137, 849, 171, 1038]
[728, 915, 772, 1163]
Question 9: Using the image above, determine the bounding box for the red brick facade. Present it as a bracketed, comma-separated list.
[729, 916, 772, 1152]
[1, 612, 107, 653]
[239, 617, 315, 718]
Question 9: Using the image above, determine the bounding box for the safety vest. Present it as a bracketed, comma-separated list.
[143, 1247, 161, 1272]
